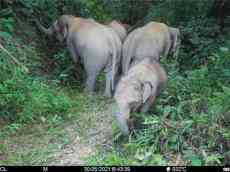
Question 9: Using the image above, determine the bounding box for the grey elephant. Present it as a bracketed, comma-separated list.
[36, 15, 122, 97]
[122, 21, 180, 74]
[114, 58, 167, 135]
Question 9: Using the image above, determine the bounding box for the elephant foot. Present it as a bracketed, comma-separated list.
[103, 91, 113, 98]
[84, 87, 95, 96]
[127, 119, 135, 133]
[140, 106, 149, 113]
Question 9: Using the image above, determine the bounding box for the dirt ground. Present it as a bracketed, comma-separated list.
[49, 103, 115, 165]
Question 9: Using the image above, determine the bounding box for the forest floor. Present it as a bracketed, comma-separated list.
[49, 101, 115, 165]
[0, 91, 116, 165]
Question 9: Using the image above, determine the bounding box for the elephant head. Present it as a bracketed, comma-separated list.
[115, 84, 153, 136]
[169, 27, 181, 58]
[35, 15, 75, 42]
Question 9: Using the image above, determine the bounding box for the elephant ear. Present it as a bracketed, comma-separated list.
[169, 27, 180, 58]
[55, 20, 69, 41]
[143, 82, 152, 103]
[61, 24, 68, 39]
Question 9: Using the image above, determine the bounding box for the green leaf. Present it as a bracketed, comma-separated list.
[191, 158, 202, 166]
[183, 150, 202, 166]
[0, 31, 12, 39]
[222, 86, 230, 95]
[205, 155, 222, 165]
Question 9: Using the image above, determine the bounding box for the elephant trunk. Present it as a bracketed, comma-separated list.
[115, 103, 130, 136]
[35, 20, 53, 36]
[116, 112, 130, 136]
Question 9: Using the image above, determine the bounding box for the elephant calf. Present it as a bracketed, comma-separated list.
[122, 21, 180, 74]
[114, 58, 167, 135]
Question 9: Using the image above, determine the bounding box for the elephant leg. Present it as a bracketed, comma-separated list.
[140, 95, 156, 113]
[85, 70, 99, 94]
[104, 70, 113, 98]
[67, 39, 79, 64]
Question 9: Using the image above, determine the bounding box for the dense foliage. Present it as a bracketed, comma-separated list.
[0, 0, 229, 165]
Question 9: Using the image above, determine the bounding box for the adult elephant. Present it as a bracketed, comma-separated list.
[122, 21, 180, 74]
[36, 15, 122, 97]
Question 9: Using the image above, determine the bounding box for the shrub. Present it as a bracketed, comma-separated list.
[0, 37, 72, 125]
[0, 66, 72, 123]
[144, 0, 214, 25]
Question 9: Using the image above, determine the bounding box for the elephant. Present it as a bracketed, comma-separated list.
[35, 15, 122, 97]
[122, 21, 180, 74]
[114, 58, 167, 135]
[107, 20, 128, 42]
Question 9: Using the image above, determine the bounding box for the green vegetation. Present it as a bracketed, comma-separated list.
[0, 0, 229, 165]
[87, 49, 230, 165]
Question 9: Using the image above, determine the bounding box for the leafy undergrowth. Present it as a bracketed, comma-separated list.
[0, 38, 106, 165]
[0, 89, 110, 165]
[86, 48, 230, 166]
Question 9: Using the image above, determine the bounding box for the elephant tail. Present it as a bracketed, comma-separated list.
[111, 34, 122, 92]
[122, 33, 132, 75]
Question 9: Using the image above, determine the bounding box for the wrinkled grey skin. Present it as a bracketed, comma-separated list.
[108, 20, 128, 42]
[36, 15, 122, 97]
[122, 21, 180, 74]
[114, 58, 167, 135]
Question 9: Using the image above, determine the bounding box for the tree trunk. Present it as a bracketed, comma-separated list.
[209, 0, 229, 32]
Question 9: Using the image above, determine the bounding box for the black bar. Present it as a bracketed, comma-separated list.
[0, 166, 229, 172]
